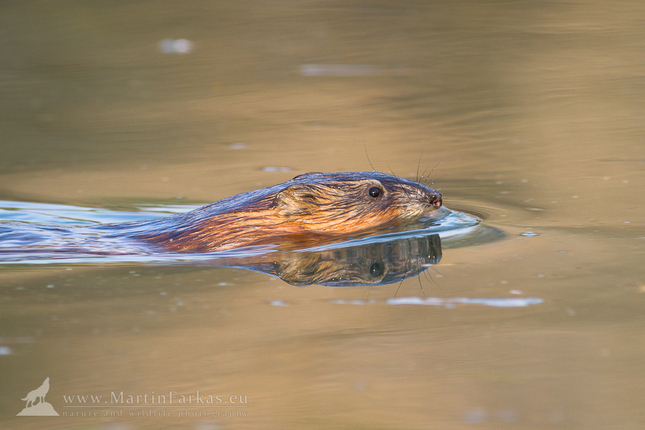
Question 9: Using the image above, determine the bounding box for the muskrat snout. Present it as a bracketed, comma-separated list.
[428, 192, 442, 207]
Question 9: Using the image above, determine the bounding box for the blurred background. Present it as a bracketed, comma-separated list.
[1, 1, 644, 429]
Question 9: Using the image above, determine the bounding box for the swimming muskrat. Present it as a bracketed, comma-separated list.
[101, 171, 443, 252]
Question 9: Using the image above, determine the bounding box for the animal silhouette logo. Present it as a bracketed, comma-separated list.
[16, 377, 59, 416]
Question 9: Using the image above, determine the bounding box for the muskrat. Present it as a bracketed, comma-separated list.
[97, 171, 443, 252]
[258, 233, 442, 286]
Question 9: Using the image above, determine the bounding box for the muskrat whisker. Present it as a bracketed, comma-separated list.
[428, 173, 447, 187]
[362, 283, 373, 301]
[420, 164, 432, 185]
[423, 160, 442, 187]
[364, 140, 376, 172]
[416, 151, 425, 183]
[430, 265, 445, 279]
[424, 267, 443, 291]
[417, 273, 427, 298]
[393, 279, 404, 298]
[422, 271, 434, 289]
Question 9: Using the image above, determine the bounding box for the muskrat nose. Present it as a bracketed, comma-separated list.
[428, 193, 442, 207]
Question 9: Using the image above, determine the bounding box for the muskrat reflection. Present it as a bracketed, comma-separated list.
[232, 233, 441, 286]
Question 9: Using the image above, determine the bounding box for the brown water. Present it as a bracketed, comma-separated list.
[1, 1, 644, 429]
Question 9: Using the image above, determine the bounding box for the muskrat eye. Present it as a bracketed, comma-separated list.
[368, 187, 382, 198]
[369, 262, 383, 277]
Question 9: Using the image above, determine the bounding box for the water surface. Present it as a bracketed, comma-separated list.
[1, 1, 644, 429]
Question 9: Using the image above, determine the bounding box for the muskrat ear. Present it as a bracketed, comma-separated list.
[274, 185, 319, 215]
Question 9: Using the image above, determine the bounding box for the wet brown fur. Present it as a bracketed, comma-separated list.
[121, 172, 442, 252]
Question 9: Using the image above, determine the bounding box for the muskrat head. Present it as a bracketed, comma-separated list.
[273, 172, 443, 234]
